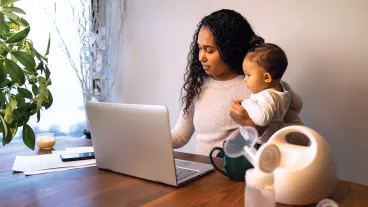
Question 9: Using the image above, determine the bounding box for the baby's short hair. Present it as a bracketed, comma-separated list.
[246, 43, 288, 80]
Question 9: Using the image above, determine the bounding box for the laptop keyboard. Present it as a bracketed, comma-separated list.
[175, 167, 198, 180]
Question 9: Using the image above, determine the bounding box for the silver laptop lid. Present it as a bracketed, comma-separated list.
[86, 102, 178, 186]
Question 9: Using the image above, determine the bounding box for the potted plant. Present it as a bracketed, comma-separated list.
[0, 0, 52, 150]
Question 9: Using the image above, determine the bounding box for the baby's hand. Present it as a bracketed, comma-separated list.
[231, 100, 243, 105]
[229, 100, 250, 126]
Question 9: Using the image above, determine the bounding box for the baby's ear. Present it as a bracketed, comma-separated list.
[264, 72, 272, 83]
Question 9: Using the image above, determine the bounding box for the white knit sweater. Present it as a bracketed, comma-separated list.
[171, 75, 303, 155]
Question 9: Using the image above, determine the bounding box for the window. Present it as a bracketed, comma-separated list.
[9, 1, 88, 139]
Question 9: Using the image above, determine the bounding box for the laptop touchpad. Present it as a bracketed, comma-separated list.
[175, 159, 191, 167]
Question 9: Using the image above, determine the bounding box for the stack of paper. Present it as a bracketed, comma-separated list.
[12, 147, 96, 175]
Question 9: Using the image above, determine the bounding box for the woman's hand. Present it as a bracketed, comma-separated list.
[229, 100, 266, 135]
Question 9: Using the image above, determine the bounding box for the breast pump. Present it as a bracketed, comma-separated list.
[224, 126, 338, 206]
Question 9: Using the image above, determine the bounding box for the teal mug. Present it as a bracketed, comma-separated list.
[209, 146, 253, 182]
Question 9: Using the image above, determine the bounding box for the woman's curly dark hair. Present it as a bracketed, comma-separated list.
[181, 9, 263, 115]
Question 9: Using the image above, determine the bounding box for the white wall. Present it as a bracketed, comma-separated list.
[110, 0, 368, 185]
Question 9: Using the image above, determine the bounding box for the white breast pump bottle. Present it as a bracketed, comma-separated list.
[224, 127, 281, 207]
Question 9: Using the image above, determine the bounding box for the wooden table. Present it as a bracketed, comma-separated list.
[0, 138, 367, 207]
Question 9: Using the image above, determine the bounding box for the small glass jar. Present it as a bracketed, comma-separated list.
[36, 133, 56, 149]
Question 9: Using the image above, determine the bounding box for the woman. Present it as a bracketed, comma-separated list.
[171, 9, 303, 155]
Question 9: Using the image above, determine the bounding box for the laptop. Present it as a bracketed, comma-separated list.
[86, 102, 214, 187]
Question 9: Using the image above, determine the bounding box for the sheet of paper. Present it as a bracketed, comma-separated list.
[24, 164, 96, 175]
[12, 146, 96, 175]
[12, 154, 96, 172]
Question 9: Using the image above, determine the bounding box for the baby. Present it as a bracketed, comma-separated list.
[241, 39, 303, 144]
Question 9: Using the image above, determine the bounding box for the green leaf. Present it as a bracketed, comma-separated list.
[36, 97, 42, 110]
[38, 76, 46, 84]
[23, 48, 34, 59]
[0, 61, 6, 82]
[19, 18, 29, 27]
[45, 33, 50, 56]
[1, 123, 11, 146]
[45, 65, 50, 80]
[3, 7, 26, 15]
[42, 89, 53, 109]
[0, 115, 8, 139]
[16, 102, 29, 113]
[10, 121, 17, 137]
[19, 114, 29, 126]
[31, 83, 38, 95]
[4, 59, 25, 86]
[22, 70, 32, 75]
[0, 21, 9, 35]
[26, 41, 36, 58]
[36, 109, 40, 122]
[13, 108, 21, 120]
[36, 61, 43, 70]
[4, 104, 14, 124]
[17, 87, 33, 99]
[34, 49, 44, 61]
[9, 95, 17, 110]
[35, 49, 47, 62]
[9, 128, 17, 141]
[29, 102, 37, 116]
[5, 25, 29, 43]
[26, 65, 36, 72]
[1, 0, 18, 6]
[2, 11, 20, 21]
[0, 78, 11, 88]
[12, 51, 36, 68]
[23, 68, 36, 75]
[22, 124, 35, 150]
[29, 101, 36, 110]
[15, 93, 25, 105]
[0, 92, 5, 107]
[38, 84, 49, 102]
